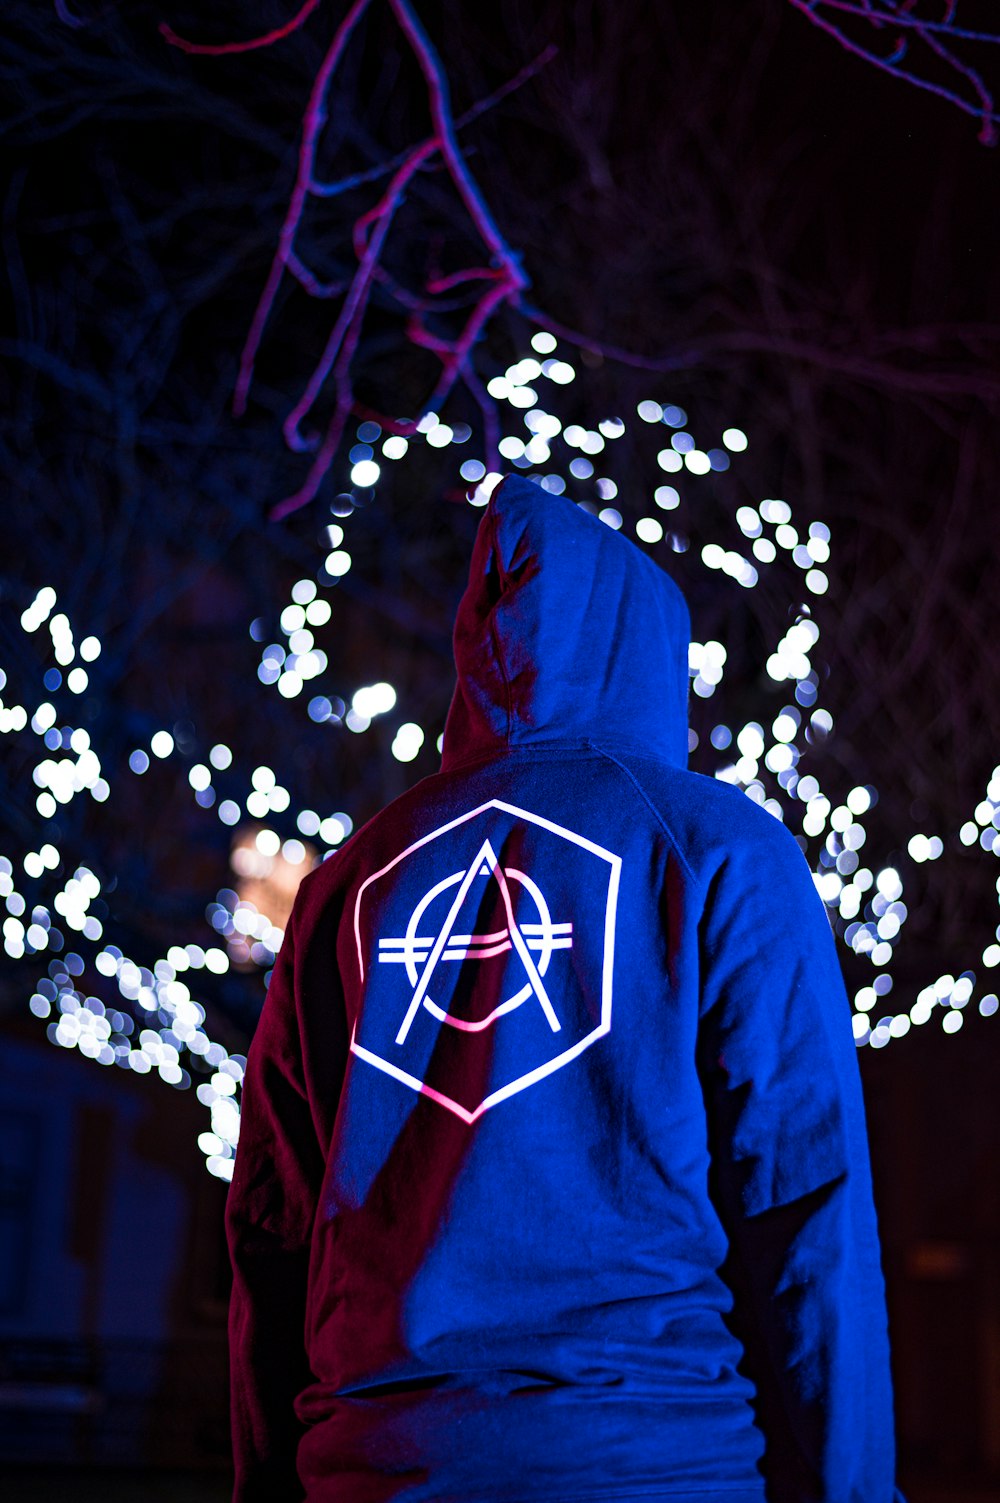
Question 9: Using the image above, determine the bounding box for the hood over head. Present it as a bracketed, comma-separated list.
[441, 475, 690, 771]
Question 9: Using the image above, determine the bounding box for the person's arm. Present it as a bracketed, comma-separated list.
[697, 813, 899, 1502]
[227, 901, 325, 1502]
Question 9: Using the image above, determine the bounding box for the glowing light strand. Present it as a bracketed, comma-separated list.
[446, 350, 999, 1052]
[9, 345, 998, 1182]
[6, 589, 362, 1179]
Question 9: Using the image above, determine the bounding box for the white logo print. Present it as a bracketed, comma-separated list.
[350, 800, 621, 1123]
[377, 838, 572, 1042]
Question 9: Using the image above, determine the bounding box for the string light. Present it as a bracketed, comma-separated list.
[445, 344, 999, 1051]
[6, 341, 996, 1185]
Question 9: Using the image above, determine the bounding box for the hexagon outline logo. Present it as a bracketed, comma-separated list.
[350, 798, 621, 1123]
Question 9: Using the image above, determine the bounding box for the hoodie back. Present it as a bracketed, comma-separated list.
[227, 476, 898, 1503]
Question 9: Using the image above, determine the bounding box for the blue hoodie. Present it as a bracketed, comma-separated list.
[228, 475, 899, 1502]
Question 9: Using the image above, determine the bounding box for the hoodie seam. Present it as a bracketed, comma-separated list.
[486, 497, 514, 748]
[437, 739, 656, 777]
[590, 744, 698, 884]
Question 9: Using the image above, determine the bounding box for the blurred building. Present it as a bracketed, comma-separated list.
[0, 1011, 230, 1474]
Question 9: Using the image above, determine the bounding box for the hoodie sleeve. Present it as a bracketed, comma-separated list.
[226, 901, 325, 1502]
[697, 811, 898, 1503]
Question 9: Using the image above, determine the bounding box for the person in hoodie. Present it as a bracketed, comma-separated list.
[227, 475, 901, 1503]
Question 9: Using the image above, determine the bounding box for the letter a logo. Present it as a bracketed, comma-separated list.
[351, 800, 621, 1122]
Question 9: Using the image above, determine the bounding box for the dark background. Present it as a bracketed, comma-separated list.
[2, 1, 999, 1495]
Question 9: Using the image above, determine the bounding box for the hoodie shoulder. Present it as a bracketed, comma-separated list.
[600, 747, 813, 891]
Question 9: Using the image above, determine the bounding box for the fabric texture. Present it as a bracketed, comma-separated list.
[227, 475, 899, 1501]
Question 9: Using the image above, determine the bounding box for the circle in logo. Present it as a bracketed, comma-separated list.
[402, 866, 557, 1031]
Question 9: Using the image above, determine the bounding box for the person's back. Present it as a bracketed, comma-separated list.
[227, 476, 899, 1501]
